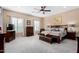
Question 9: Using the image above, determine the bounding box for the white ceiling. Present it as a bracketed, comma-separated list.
[2, 6, 79, 17]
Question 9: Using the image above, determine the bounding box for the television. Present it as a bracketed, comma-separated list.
[7, 24, 14, 30]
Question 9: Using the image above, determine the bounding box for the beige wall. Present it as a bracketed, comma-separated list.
[44, 8, 79, 31]
[3, 9, 44, 35]
[3, 8, 79, 33]
[3, 9, 33, 33]
[40, 17, 44, 29]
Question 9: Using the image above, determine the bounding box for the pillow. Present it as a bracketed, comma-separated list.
[45, 28, 51, 31]
[55, 28, 59, 31]
[51, 28, 55, 31]
[59, 28, 65, 32]
[51, 28, 59, 31]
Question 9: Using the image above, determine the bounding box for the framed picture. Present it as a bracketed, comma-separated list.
[54, 16, 62, 25]
[27, 20, 31, 25]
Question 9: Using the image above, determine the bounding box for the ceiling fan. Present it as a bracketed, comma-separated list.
[33, 6, 51, 14]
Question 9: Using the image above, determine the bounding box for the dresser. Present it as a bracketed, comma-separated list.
[5, 30, 15, 42]
[0, 33, 4, 53]
[26, 27, 34, 36]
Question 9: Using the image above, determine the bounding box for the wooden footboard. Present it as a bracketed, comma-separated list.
[52, 35, 61, 44]
[39, 34, 61, 44]
[39, 34, 53, 44]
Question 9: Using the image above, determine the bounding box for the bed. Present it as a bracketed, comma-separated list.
[39, 25, 67, 43]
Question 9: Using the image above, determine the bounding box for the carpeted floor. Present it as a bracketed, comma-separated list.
[5, 35, 77, 53]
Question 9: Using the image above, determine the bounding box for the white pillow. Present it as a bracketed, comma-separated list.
[55, 28, 59, 31]
[59, 28, 65, 32]
[45, 28, 51, 31]
[51, 28, 55, 31]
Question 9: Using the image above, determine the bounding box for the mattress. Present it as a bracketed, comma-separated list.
[50, 31, 66, 37]
[41, 30, 66, 38]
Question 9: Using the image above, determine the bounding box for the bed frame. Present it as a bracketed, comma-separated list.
[39, 25, 68, 44]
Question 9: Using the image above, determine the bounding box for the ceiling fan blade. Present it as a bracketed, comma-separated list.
[32, 10, 40, 13]
[44, 10, 51, 12]
[34, 8, 40, 10]
[41, 6, 46, 9]
[37, 11, 41, 13]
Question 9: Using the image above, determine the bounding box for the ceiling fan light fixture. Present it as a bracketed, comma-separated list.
[33, 6, 51, 14]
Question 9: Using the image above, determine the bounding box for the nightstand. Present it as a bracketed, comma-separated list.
[67, 32, 76, 40]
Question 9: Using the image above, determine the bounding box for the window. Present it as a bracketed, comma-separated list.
[34, 20, 40, 32]
[11, 17, 24, 33]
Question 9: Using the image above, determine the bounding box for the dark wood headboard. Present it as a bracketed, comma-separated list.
[48, 25, 68, 32]
[51, 25, 68, 28]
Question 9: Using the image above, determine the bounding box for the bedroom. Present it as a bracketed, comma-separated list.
[0, 6, 79, 53]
